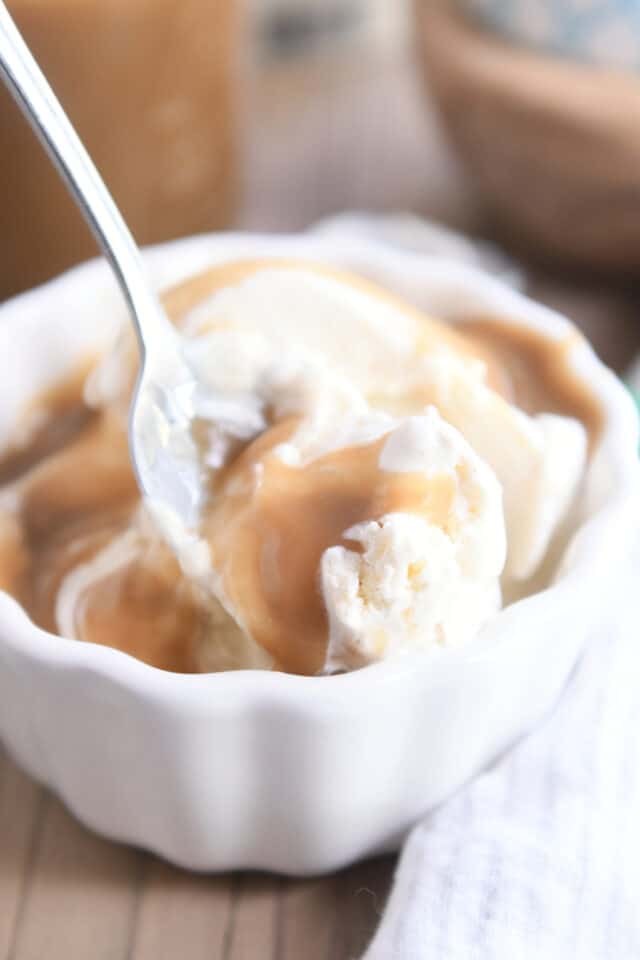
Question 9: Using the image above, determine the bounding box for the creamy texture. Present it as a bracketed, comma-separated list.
[0, 261, 598, 674]
[189, 408, 505, 674]
[321, 410, 505, 671]
[410, 354, 588, 580]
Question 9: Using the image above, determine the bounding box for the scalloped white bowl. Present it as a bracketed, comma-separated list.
[0, 228, 638, 875]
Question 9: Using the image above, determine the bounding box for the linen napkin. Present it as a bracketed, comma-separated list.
[362, 553, 640, 959]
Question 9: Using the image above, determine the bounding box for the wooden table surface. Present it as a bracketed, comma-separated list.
[2, 21, 640, 960]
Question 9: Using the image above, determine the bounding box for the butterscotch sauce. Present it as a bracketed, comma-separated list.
[0, 397, 212, 671]
[458, 319, 603, 445]
[0, 266, 602, 675]
[0, 358, 96, 487]
[203, 418, 460, 675]
[67, 541, 210, 674]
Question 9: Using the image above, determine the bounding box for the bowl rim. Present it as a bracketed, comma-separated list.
[1, 229, 638, 709]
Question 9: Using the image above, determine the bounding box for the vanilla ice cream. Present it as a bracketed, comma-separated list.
[321, 409, 505, 671]
[0, 260, 592, 676]
[75, 261, 586, 673]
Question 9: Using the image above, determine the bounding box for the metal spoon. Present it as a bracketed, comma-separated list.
[0, 1, 202, 527]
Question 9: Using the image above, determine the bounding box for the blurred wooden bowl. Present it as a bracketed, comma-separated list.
[415, 0, 640, 273]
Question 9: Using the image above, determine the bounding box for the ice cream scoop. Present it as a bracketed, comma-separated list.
[416, 354, 588, 579]
[321, 409, 506, 671]
[191, 407, 506, 674]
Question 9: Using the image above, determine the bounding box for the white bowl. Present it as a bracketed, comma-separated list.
[0, 229, 638, 875]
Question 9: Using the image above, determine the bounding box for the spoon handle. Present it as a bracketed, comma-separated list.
[0, 1, 170, 352]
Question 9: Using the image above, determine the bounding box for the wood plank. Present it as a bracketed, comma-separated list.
[226, 874, 277, 960]
[129, 859, 235, 960]
[0, 748, 44, 960]
[330, 857, 394, 959]
[277, 873, 339, 960]
[10, 795, 142, 960]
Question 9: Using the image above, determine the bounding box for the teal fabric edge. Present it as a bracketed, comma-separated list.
[627, 385, 640, 453]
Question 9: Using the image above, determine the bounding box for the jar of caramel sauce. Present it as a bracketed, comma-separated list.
[0, 0, 238, 299]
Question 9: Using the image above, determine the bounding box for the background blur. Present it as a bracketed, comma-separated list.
[1, 0, 474, 299]
[2, 0, 640, 298]
[238, 0, 474, 231]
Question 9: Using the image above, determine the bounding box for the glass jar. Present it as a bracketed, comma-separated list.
[1, 0, 238, 299]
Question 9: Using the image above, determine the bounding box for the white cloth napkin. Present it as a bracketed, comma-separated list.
[363, 556, 640, 959]
[343, 215, 640, 959]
